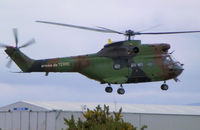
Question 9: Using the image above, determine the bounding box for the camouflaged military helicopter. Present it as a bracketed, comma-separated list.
[1, 21, 200, 95]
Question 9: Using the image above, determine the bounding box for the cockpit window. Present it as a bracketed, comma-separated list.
[163, 56, 172, 64]
[163, 54, 183, 71]
[166, 57, 171, 62]
[170, 54, 177, 62]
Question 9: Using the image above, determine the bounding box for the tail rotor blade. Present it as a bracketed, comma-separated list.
[6, 58, 13, 68]
[13, 28, 18, 47]
[19, 39, 35, 49]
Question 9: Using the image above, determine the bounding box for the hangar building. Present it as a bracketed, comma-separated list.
[0, 101, 200, 130]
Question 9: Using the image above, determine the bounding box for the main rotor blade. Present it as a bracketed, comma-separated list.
[19, 39, 35, 49]
[36, 21, 200, 38]
[36, 20, 116, 33]
[13, 28, 18, 47]
[96, 26, 124, 34]
[137, 31, 200, 35]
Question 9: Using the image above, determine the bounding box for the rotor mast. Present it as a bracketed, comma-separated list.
[125, 30, 135, 40]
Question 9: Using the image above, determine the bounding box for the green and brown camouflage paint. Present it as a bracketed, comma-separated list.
[5, 40, 183, 84]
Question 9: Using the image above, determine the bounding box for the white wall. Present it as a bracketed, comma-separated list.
[0, 111, 200, 130]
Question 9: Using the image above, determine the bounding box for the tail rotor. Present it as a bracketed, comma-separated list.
[0, 28, 35, 68]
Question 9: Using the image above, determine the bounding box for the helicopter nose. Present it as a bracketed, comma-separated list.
[174, 63, 184, 76]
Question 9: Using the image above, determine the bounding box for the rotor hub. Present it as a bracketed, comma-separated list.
[125, 30, 135, 40]
[125, 30, 135, 36]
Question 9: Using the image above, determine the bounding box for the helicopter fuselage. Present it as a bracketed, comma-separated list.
[5, 40, 183, 85]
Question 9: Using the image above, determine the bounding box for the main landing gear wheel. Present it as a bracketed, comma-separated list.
[117, 84, 125, 95]
[105, 84, 113, 93]
[161, 84, 168, 91]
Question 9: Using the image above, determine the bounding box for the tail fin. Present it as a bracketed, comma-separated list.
[5, 47, 34, 72]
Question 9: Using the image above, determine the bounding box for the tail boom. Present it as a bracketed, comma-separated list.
[5, 47, 91, 74]
[5, 47, 34, 72]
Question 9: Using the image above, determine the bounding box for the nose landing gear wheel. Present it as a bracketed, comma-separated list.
[161, 84, 168, 91]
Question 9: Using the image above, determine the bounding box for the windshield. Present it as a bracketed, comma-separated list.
[163, 54, 179, 63]
[163, 54, 183, 69]
[169, 54, 177, 62]
[163, 55, 173, 64]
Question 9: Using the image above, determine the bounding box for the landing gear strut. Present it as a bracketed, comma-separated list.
[161, 81, 168, 91]
[105, 84, 113, 93]
[117, 84, 125, 95]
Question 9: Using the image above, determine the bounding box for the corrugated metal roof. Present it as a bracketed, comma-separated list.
[1, 101, 200, 115]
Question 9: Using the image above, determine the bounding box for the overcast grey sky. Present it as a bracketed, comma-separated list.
[0, 0, 200, 107]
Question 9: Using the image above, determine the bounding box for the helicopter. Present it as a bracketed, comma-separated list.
[1, 21, 200, 95]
